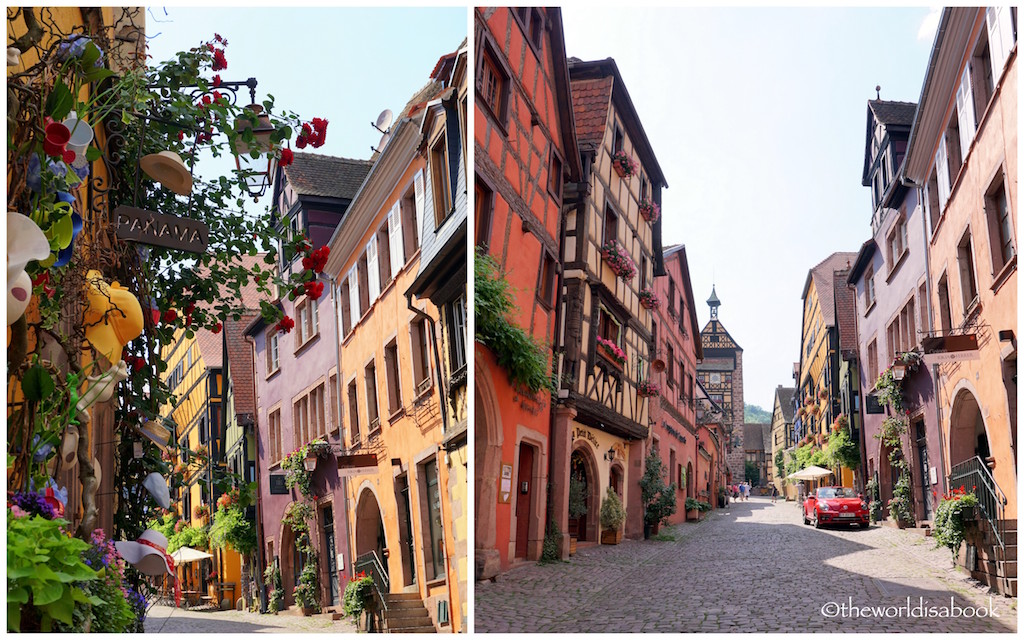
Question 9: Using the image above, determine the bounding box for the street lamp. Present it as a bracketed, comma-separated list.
[232, 103, 276, 200]
[891, 362, 907, 381]
[303, 448, 318, 473]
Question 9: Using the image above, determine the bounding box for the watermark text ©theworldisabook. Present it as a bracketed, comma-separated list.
[821, 597, 1001, 619]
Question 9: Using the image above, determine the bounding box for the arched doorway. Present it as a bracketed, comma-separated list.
[568, 448, 599, 542]
[474, 367, 503, 579]
[949, 388, 990, 467]
[355, 488, 387, 567]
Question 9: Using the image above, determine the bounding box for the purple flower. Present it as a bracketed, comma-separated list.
[26, 154, 41, 192]
[10, 491, 56, 520]
[56, 35, 102, 66]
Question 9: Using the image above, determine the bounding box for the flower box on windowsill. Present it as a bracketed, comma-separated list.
[596, 339, 626, 370]
[611, 150, 637, 179]
[600, 241, 637, 281]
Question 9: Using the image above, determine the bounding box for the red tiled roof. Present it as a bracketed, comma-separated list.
[570, 76, 613, 150]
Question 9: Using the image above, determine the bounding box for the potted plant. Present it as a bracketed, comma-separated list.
[888, 471, 915, 527]
[685, 497, 703, 521]
[640, 450, 676, 536]
[638, 197, 660, 223]
[294, 560, 320, 615]
[636, 379, 660, 398]
[610, 150, 638, 178]
[343, 572, 375, 629]
[596, 335, 627, 368]
[932, 485, 980, 560]
[568, 476, 588, 555]
[600, 241, 637, 281]
[638, 287, 660, 310]
[599, 487, 626, 544]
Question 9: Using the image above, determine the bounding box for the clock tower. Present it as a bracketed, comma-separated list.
[696, 286, 745, 484]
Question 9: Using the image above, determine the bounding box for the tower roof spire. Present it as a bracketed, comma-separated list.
[707, 285, 721, 319]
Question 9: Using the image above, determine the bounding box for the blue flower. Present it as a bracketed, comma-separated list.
[26, 154, 41, 192]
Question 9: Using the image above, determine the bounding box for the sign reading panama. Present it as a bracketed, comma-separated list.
[114, 205, 209, 253]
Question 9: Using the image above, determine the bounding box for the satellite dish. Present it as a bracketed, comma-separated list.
[373, 109, 393, 133]
[371, 131, 391, 154]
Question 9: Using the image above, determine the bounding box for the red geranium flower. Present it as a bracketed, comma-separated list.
[303, 280, 324, 300]
[295, 136, 307, 149]
[177, 130, 185, 141]
[212, 48, 227, 71]
[212, 322, 222, 334]
[212, 74, 222, 87]
[280, 148, 294, 167]
[162, 309, 178, 323]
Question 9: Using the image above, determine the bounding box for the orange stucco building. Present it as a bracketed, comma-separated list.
[474, 7, 581, 577]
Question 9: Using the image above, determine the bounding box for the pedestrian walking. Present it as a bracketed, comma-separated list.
[743, 483, 750, 501]
[771, 484, 778, 503]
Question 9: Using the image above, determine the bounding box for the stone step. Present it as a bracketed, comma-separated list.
[384, 592, 424, 602]
[387, 609, 431, 621]
[997, 560, 1017, 579]
[389, 624, 437, 633]
[386, 599, 430, 611]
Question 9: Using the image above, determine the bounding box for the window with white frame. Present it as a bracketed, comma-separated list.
[410, 317, 432, 396]
[864, 264, 875, 310]
[447, 294, 467, 373]
[366, 236, 380, 302]
[347, 264, 360, 330]
[365, 360, 380, 434]
[955, 65, 977, 161]
[986, 7, 1017, 75]
[429, 129, 452, 227]
[266, 330, 280, 374]
[295, 296, 319, 348]
[887, 216, 908, 270]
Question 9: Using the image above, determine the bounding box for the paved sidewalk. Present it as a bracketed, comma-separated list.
[144, 603, 358, 633]
[475, 497, 1018, 633]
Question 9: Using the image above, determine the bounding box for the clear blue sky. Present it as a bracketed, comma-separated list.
[144, 6, 467, 178]
[562, 6, 938, 412]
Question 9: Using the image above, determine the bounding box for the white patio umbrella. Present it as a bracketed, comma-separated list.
[171, 546, 213, 564]
[787, 465, 834, 480]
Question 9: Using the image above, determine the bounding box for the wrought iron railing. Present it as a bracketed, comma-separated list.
[354, 550, 389, 614]
[948, 456, 1007, 550]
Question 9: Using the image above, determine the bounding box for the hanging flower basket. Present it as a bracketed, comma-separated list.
[639, 197, 660, 223]
[596, 336, 626, 367]
[818, 388, 828, 401]
[601, 241, 637, 281]
[611, 150, 638, 178]
[637, 379, 660, 398]
[639, 287, 660, 310]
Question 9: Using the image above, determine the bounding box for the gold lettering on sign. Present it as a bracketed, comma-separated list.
[572, 427, 600, 448]
[114, 205, 209, 253]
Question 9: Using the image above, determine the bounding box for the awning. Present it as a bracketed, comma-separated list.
[171, 546, 213, 564]
[787, 465, 833, 480]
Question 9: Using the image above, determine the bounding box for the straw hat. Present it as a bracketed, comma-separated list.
[140, 151, 193, 196]
[83, 270, 143, 364]
[143, 472, 171, 509]
[135, 419, 172, 450]
[114, 529, 174, 576]
[7, 212, 51, 325]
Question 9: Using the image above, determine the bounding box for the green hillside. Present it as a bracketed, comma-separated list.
[744, 403, 772, 423]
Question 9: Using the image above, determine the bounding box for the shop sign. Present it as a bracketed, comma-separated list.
[269, 474, 288, 495]
[337, 453, 378, 477]
[114, 205, 209, 253]
[499, 464, 513, 504]
[922, 334, 979, 365]
[572, 427, 600, 449]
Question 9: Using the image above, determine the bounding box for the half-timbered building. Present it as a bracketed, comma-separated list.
[551, 57, 667, 546]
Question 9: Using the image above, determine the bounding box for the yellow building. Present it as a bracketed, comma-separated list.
[797, 252, 857, 486]
[769, 386, 797, 499]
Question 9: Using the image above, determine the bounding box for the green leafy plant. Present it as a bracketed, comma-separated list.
[873, 368, 904, 412]
[539, 521, 563, 564]
[824, 417, 860, 470]
[343, 573, 374, 618]
[640, 450, 677, 530]
[888, 471, 915, 524]
[865, 476, 883, 523]
[293, 559, 320, 612]
[264, 563, 284, 614]
[775, 449, 786, 482]
[475, 251, 555, 395]
[932, 486, 980, 559]
[282, 446, 313, 498]
[7, 515, 99, 631]
[685, 497, 711, 512]
[599, 487, 626, 531]
[568, 476, 588, 520]
[168, 522, 209, 553]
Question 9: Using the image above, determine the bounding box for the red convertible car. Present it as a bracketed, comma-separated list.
[803, 486, 869, 528]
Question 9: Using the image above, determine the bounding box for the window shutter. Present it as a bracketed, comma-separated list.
[367, 237, 380, 302]
[388, 202, 404, 275]
[987, 7, 1015, 73]
[935, 136, 950, 212]
[956, 66, 976, 159]
[348, 265, 360, 328]
[311, 299, 319, 337]
[414, 169, 425, 250]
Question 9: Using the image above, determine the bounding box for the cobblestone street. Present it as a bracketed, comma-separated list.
[475, 497, 1018, 633]
[144, 604, 357, 633]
